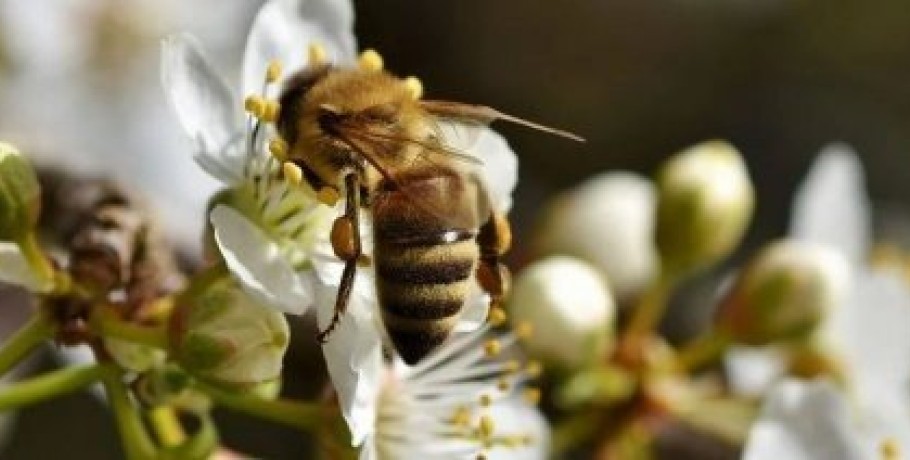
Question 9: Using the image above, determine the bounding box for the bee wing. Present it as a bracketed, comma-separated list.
[420, 100, 585, 143]
[332, 122, 489, 231]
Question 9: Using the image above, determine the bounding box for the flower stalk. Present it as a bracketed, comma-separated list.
[0, 364, 104, 411]
[100, 366, 159, 460]
[192, 380, 325, 433]
[0, 313, 55, 377]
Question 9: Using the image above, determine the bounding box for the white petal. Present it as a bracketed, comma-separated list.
[827, 269, 910, 397]
[210, 205, 312, 314]
[743, 379, 867, 460]
[790, 144, 869, 264]
[315, 279, 383, 446]
[241, 0, 357, 99]
[723, 346, 787, 397]
[454, 282, 490, 333]
[161, 33, 244, 183]
[486, 399, 550, 460]
[0, 242, 50, 292]
[439, 121, 519, 214]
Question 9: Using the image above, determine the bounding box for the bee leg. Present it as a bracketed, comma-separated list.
[317, 172, 362, 344]
[475, 212, 512, 309]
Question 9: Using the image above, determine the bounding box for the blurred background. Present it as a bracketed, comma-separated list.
[1, 0, 909, 458]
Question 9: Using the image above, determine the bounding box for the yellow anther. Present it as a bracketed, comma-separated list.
[262, 100, 281, 123]
[525, 361, 543, 378]
[308, 42, 327, 65]
[504, 359, 521, 374]
[523, 388, 541, 405]
[478, 415, 495, 438]
[515, 321, 534, 340]
[269, 138, 289, 160]
[484, 339, 502, 357]
[317, 187, 340, 206]
[882, 438, 901, 460]
[476, 455, 487, 460]
[479, 394, 493, 407]
[403, 76, 423, 99]
[358, 49, 384, 72]
[450, 406, 472, 427]
[497, 377, 511, 392]
[266, 60, 283, 83]
[282, 162, 303, 186]
[488, 307, 507, 326]
[244, 95, 266, 118]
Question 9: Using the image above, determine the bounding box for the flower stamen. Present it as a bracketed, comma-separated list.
[358, 49, 384, 72]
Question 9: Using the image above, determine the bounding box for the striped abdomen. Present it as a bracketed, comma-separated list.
[372, 166, 481, 364]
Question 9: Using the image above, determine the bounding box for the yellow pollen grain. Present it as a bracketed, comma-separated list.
[266, 60, 283, 83]
[479, 394, 493, 407]
[403, 76, 423, 99]
[488, 308, 507, 326]
[282, 162, 303, 186]
[317, 187, 340, 206]
[269, 138, 289, 160]
[358, 49, 384, 72]
[525, 361, 543, 378]
[523, 388, 541, 405]
[882, 438, 900, 460]
[484, 339, 502, 357]
[515, 321, 534, 340]
[478, 416, 495, 438]
[308, 42, 327, 65]
[244, 95, 266, 118]
[450, 406, 471, 427]
[262, 100, 281, 123]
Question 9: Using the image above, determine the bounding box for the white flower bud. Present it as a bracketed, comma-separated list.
[536, 172, 657, 302]
[0, 142, 41, 240]
[171, 278, 290, 386]
[507, 256, 615, 370]
[655, 140, 754, 279]
[716, 240, 849, 346]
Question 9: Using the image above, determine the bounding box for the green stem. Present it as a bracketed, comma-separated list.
[0, 314, 54, 377]
[15, 232, 57, 291]
[623, 276, 673, 342]
[0, 365, 103, 410]
[194, 380, 324, 432]
[92, 308, 168, 350]
[675, 329, 731, 373]
[160, 412, 219, 460]
[100, 366, 159, 460]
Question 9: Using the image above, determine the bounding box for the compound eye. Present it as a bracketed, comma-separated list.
[317, 104, 345, 135]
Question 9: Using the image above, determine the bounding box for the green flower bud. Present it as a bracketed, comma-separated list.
[170, 277, 290, 387]
[507, 256, 615, 370]
[0, 143, 41, 240]
[655, 140, 754, 279]
[716, 240, 849, 346]
[104, 337, 166, 373]
[135, 365, 212, 413]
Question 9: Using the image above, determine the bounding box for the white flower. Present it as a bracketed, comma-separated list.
[162, 0, 521, 446]
[738, 144, 910, 458]
[361, 325, 548, 460]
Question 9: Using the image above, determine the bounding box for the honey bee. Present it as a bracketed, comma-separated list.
[275, 49, 581, 364]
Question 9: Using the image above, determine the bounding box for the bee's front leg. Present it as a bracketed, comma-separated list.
[476, 212, 512, 309]
[317, 172, 362, 343]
